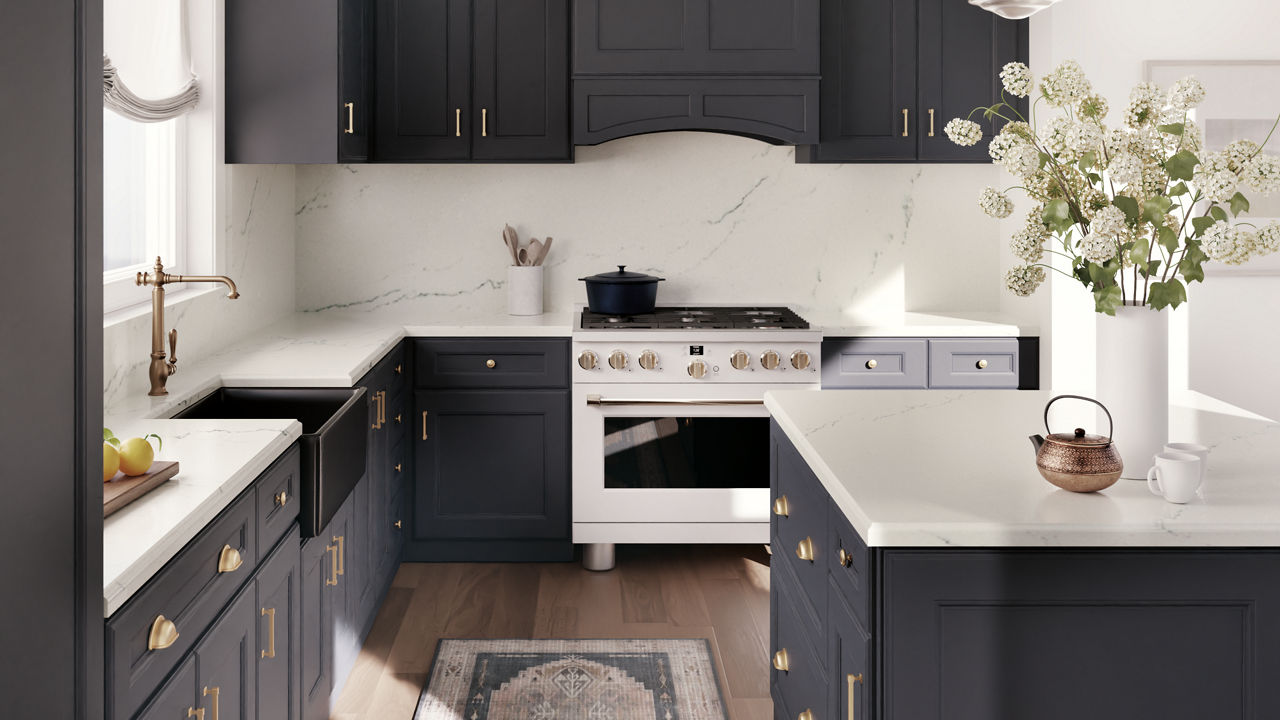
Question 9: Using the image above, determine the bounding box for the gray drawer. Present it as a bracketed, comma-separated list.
[414, 338, 569, 389]
[929, 338, 1020, 388]
[823, 338, 928, 389]
[106, 488, 257, 720]
[256, 444, 300, 560]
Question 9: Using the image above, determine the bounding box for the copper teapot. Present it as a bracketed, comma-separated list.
[1030, 395, 1124, 493]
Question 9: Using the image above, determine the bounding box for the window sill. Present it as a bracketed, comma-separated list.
[103, 284, 221, 330]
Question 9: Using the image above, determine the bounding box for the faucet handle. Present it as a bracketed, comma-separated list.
[168, 329, 178, 366]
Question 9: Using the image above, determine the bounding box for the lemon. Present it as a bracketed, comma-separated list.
[103, 443, 121, 482]
[118, 437, 157, 476]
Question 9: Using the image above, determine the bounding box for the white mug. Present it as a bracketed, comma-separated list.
[1147, 452, 1202, 504]
[1164, 443, 1209, 483]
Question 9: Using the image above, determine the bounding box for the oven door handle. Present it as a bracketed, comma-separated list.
[585, 394, 765, 407]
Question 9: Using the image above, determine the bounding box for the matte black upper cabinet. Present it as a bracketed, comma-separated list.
[226, 0, 372, 163]
[797, 0, 1028, 163]
[374, 0, 571, 162]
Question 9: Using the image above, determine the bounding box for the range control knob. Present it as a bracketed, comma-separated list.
[760, 350, 781, 370]
[729, 350, 750, 370]
[791, 350, 811, 370]
[577, 350, 599, 370]
[687, 359, 708, 379]
[638, 350, 658, 370]
[608, 350, 629, 370]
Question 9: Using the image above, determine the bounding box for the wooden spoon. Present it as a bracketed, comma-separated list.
[502, 225, 520, 266]
[528, 238, 544, 267]
[535, 236, 552, 266]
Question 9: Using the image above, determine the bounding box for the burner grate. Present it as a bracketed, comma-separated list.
[581, 306, 809, 330]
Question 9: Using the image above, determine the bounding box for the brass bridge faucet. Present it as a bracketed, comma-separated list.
[136, 256, 240, 396]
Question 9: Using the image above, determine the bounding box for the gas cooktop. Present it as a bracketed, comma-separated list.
[580, 306, 810, 330]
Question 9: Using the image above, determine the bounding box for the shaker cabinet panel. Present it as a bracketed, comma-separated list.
[133, 657, 197, 720]
[194, 587, 258, 720]
[256, 527, 301, 720]
[299, 534, 336, 720]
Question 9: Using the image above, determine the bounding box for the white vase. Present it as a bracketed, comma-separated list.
[1095, 303, 1168, 479]
[507, 266, 544, 316]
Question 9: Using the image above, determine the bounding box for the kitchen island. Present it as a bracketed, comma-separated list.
[764, 389, 1280, 720]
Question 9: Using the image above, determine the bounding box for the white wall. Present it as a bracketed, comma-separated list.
[1032, 0, 1280, 420]
[294, 132, 1028, 324]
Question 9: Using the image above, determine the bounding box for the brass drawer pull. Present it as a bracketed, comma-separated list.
[422, 410, 429, 440]
[325, 544, 338, 586]
[865, 359, 878, 370]
[795, 536, 815, 562]
[261, 607, 276, 659]
[203, 686, 220, 720]
[928, 107, 935, 137]
[274, 490, 288, 507]
[148, 615, 180, 651]
[334, 535, 345, 577]
[977, 358, 989, 369]
[902, 108, 909, 137]
[344, 102, 354, 134]
[772, 648, 790, 672]
[217, 545, 243, 574]
[482, 108, 488, 137]
[486, 358, 496, 369]
[772, 495, 790, 517]
[838, 547, 854, 568]
[799, 710, 814, 720]
[848, 673, 864, 720]
[379, 390, 387, 428]
[455, 108, 461, 137]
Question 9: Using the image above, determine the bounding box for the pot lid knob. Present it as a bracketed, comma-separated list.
[1074, 428, 1086, 438]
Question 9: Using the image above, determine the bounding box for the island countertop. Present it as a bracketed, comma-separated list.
[764, 389, 1280, 547]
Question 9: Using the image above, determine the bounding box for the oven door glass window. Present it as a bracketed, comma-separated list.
[603, 416, 769, 489]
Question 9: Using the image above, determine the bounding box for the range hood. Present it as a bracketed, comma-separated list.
[572, 0, 820, 146]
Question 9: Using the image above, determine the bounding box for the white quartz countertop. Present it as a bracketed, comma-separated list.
[765, 389, 1280, 547]
[802, 309, 1035, 337]
[102, 418, 301, 616]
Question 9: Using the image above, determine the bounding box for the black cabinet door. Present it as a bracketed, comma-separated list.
[798, 0, 917, 163]
[916, 0, 1027, 162]
[194, 587, 258, 720]
[828, 578, 871, 720]
[134, 657, 197, 720]
[338, 0, 373, 161]
[374, 0, 472, 161]
[413, 389, 569, 540]
[256, 528, 301, 720]
[472, 0, 570, 161]
[299, 535, 335, 720]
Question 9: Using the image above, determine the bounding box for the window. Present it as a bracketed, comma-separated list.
[102, 111, 184, 312]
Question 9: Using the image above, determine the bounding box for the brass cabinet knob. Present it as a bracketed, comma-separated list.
[394, 463, 402, 473]
[394, 520, 402, 529]
[798, 710, 815, 720]
[791, 350, 811, 370]
[730, 349, 750, 370]
[148, 615, 180, 651]
[773, 495, 790, 517]
[394, 363, 402, 374]
[772, 648, 790, 672]
[838, 547, 854, 568]
[865, 358, 878, 370]
[976, 358, 989, 369]
[795, 536, 815, 562]
[638, 349, 658, 370]
[760, 350, 781, 370]
[486, 358, 496, 369]
[217, 545, 243, 574]
[274, 491, 288, 507]
[687, 359, 708, 379]
[609, 349, 628, 370]
[394, 413, 402, 424]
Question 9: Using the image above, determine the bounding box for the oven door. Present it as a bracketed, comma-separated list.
[573, 383, 790, 542]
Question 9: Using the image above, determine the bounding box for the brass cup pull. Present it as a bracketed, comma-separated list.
[772, 495, 790, 517]
[274, 491, 288, 507]
[772, 648, 790, 672]
[928, 107, 935, 137]
[796, 537, 815, 562]
[902, 108, 909, 137]
[838, 547, 854, 568]
[148, 615, 180, 651]
[848, 673, 864, 720]
[187, 708, 204, 720]
[203, 686, 220, 720]
[217, 545, 243, 574]
[334, 535, 345, 576]
[799, 710, 815, 720]
[261, 607, 277, 659]
[486, 358, 496, 368]
[344, 101, 354, 134]
[865, 359, 878, 370]
[325, 544, 339, 586]
[455, 108, 461, 137]
[976, 359, 989, 369]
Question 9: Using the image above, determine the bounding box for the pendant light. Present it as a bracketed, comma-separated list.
[967, 0, 1062, 20]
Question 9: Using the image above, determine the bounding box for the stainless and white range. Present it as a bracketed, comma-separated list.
[572, 306, 821, 569]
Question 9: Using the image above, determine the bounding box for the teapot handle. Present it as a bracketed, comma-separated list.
[1044, 394, 1114, 442]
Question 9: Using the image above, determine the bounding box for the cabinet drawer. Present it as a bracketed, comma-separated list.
[256, 444, 301, 560]
[772, 564, 828, 720]
[928, 338, 1019, 388]
[772, 424, 828, 638]
[829, 502, 871, 630]
[414, 338, 568, 388]
[823, 338, 928, 389]
[106, 489, 257, 720]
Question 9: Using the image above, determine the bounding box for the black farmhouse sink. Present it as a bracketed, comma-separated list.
[175, 387, 368, 537]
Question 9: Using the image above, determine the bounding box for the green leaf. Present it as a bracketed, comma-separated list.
[1078, 151, 1098, 171]
[1165, 150, 1199, 181]
[1147, 259, 1163, 276]
[103, 428, 119, 448]
[1157, 122, 1185, 136]
[1209, 205, 1229, 222]
[1042, 198, 1073, 233]
[1112, 195, 1141, 225]
[1191, 216, 1216, 236]
[1157, 226, 1180, 254]
[1147, 279, 1188, 311]
[144, 433, 163, 453]
[1180, 241, 1208, 283]
[1093, 285, 1123, 316]
[1142, 197, 1173, 226]
[1229, 191, 1251, 216]
[1087, 258, 1120, 287]
[1128, 237, 1151, 266]
[1169, 181, 1190, 197]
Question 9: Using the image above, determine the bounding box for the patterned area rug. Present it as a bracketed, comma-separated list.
[414, 638, 730, 720]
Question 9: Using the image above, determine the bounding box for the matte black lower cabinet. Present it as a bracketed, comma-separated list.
[256, 528, 302, 720]
[769, 421, 1280, 720]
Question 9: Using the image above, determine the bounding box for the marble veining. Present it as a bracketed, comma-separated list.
[765, 389, 1280, 547]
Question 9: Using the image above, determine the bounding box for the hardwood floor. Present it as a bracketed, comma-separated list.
[331, 544, 773, 720]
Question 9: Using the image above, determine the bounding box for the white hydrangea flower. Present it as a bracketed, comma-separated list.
[1159, 118, 1203, 155]
[1040, 60, 1092, 108]
[945, 118, 983, 147]
[1080, 233, 1119, 264]
[1041, 117, 1079, 161]
[1090, 205, 1129, 240]
[1225, 139, 1260, 171]
[1167, 76, 1206, 111]
[1200, 169, 1238, 204]
[1000, 62, 1033, 98]
[1071, 121, 1105, 157]
[1242, 154, 1280, 194]
[1079, 187, 1110, 219]
[1124, 82, 1163, 128]
[1005, 264, 1047, 296]
[1024, 171, 1054, 201]
[1107, 152, 1144, 187]
[1010, 228, 1045, 263]
[1140, 161, 1170, 199]
[1002, 143, 1042, 178]
[978, 187, 1014, 218]
[1256, 222, 1280, 255]
[1077, 93, 1110, 121]
[1000, 121, 1035, 142]
[1201, 220, 1253, 264]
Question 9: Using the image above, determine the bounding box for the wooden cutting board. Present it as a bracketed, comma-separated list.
[103, 461, 180, 518]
